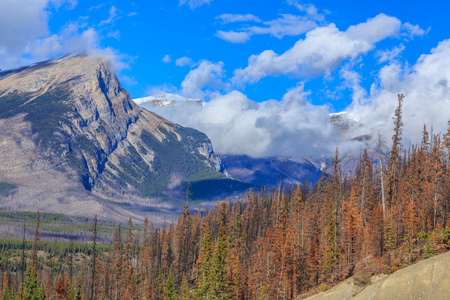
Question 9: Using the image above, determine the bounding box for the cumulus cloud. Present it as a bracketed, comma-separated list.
[145, 85, 338, 160]
[232, 14, 401, 85]
[344, 38, 450, 149]
[0, 0, 55, 68]
[180, 60, 225, 99]
[175, 56, 194, 67]
[162, 55, 171, 63]
[0, 0, 129, 72]
[179, 0, 213, 9]
[141, 14, 448, 162]
[147, 37, 450, 160]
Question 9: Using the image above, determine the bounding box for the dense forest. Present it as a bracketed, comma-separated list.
[1, 94, 450, 299]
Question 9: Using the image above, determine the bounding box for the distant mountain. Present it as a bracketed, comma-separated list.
[330, 111, 373, 142]
[135, 93, 202, 109]
[219, 155, 323, 188]
[0, 55, 248, 222]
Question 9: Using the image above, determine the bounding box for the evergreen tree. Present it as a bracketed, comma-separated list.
[23, 265, 45, 300]
[210, 223, 231, 300]
[180, 274, 190, 300]
[323, 200, 338, 281]
[32, 211, 40, 271]
[165, 272, 177, 300]
[155, 268, 165, 300]
[196, 223, 212, 299]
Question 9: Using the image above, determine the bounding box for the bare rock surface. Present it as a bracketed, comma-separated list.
[305, 251, 450, 300]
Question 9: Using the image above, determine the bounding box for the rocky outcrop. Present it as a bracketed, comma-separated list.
[305, 251, 450, 300]
[0, 55, 228, 221]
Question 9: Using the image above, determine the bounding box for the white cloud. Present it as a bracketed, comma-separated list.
[402, 22, 429, 40]
[287, 0, 325, 22]
[180, 60, 225, 99]
[216, 3, 325, 43]
[344, 38, 450, 149]
[232, 14, 401, 85]
[99, 6, 119, 26]
[216, 13, 321, 43]
[215, 30, 251, 44]
[162, 55, 171, 63]
[88, 4, 105, 11]
[107, 30, 120, 40]
[175, 56, 194, 67]
[179, 0, 213, 9]
[119, 74, 138, 86]
[0, 0, 55, 68]
[216, 14, 261, 24]
[248, 14, 318, 38]
[0, 0, 129, 72]
[376, 44, 405, 63]
[144, 85, 338, 160]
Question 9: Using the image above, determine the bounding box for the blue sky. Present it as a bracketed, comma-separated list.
[2, 0, 450, 159]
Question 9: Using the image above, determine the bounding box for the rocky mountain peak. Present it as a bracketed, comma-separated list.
[0, 55, 231, 221]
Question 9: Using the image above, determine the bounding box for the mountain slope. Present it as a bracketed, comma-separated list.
[0, 55, 235, 221]
[305, 251, 450, 300]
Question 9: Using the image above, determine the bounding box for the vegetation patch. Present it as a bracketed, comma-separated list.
[0, 182, 16, 193]
[0, 89, 74, 152]
[354, 274, 371, 287]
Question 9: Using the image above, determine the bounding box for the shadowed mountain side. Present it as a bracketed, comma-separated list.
[219, 154, 323, 187]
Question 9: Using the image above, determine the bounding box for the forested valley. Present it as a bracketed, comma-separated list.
[1, 95, 450, 299]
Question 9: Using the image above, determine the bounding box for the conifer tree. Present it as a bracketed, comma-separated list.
[210, 223, 231, 299]
[180, 274, 190, 300]
[196, 223, 212, 299]
[155, 268, 165, 300]
[323, 200, 338, 281]
[32, 211, 40, 271]
[387, 94, 405, 206]
[165, 271, 177, 300]
[23, 264, 45, 300]
[384, 215, 396, 267]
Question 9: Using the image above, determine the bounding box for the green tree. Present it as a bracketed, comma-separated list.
[322, 200, 338, 280]
[23, 265, 45, 300]
[196, 223, 212, 299]
[180, 274, 190, 300]
[384, 214, 396, 266]
[155, 269, 164, 300]
[165, 272, 177, 300]
[210, 223, 231, 300]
